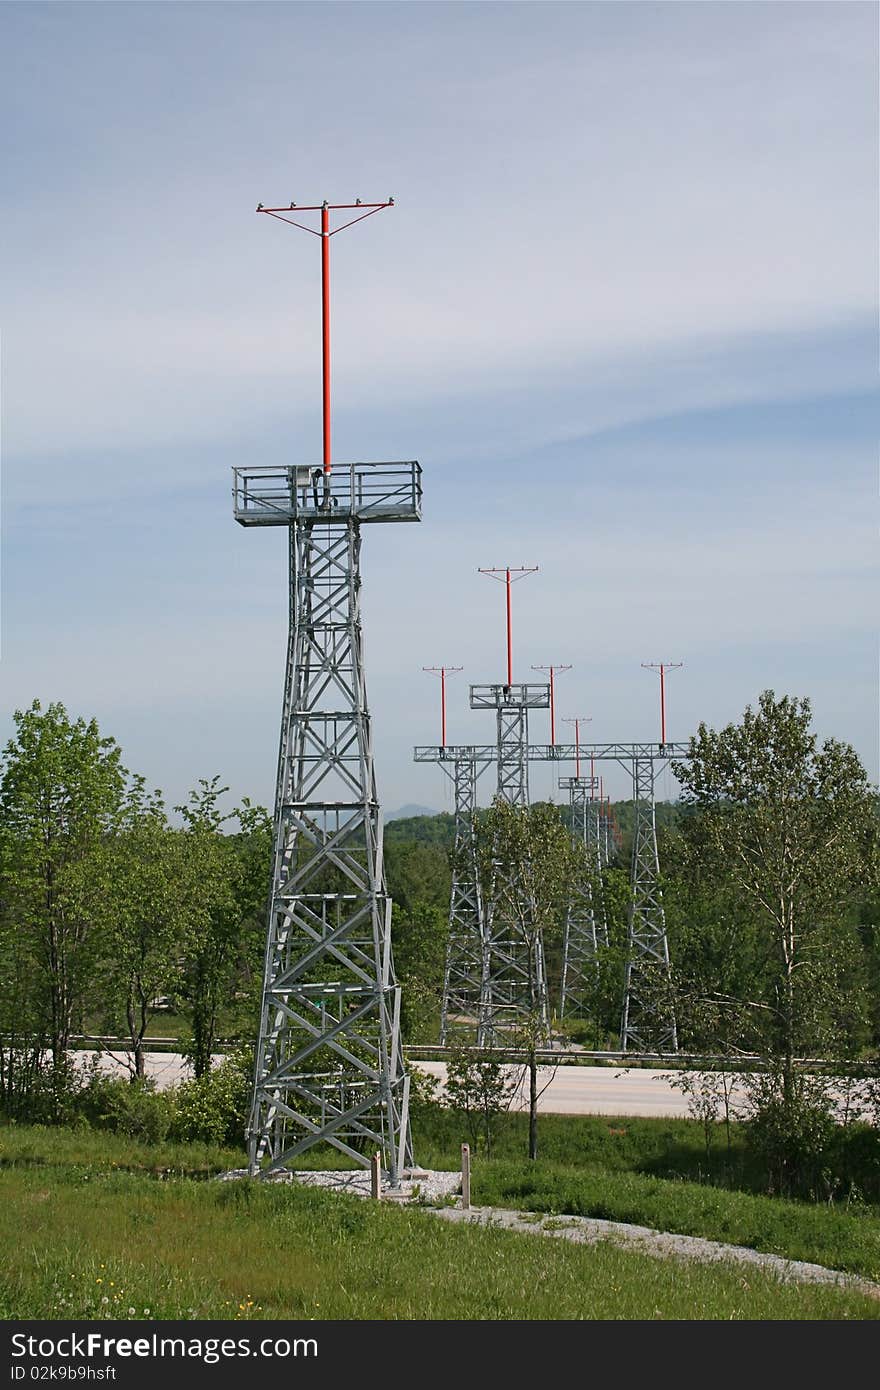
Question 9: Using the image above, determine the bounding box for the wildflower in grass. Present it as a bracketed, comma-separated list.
[128, 1308, 135, 1316]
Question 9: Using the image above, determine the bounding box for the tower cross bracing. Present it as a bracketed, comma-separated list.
[468, 683, 552, 1042]
[415, 739, 687, 1053]
[558, 774, 605, 1020]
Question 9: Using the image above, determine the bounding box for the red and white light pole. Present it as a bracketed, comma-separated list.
[422, 666, 463, 748]
[562, 715, 592, 780]
[256, 197, 394, 494]
[531, 664, 571, 745]
[478, 567, 538, 685]
[641, 661, 683, 746]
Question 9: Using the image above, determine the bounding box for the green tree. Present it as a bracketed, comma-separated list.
[444, 1043, 515, 1158]
[95, 781, 190, 1079]
[672, 690, 877, 1192]
[0, 701, 127, 1091]
[475, 798, 577, 1160]
[175, 780, 270, 1077]
[391, 900, 448, 1042]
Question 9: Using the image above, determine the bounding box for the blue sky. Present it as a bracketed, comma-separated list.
[1, 0, 877, 812]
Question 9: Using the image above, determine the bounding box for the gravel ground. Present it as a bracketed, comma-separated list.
[217, 1166, 462, 1203]
[426, 1205, 880, 1299]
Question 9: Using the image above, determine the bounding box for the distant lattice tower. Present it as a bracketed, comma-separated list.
[470, 588, 550, 1042]
[619, 753, 678, 1052]
[620, 664, 685, 1054]
[439, 751, 491, 1042]
[558, 774, 602, 1019]
[236, 198, 420, 1183]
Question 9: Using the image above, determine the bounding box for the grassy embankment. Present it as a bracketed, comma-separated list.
[1, 1125, 878, 1320]
[413, 1108, 880, 1280]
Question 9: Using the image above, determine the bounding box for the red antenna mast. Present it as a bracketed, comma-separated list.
[423, 666, 463, 748]
[531, 664, 571, 744]
[256, 197, 394, 494]
[562, 715, 592, 780]
[641, 661, 684, 745]
[478, 567, 538, 685]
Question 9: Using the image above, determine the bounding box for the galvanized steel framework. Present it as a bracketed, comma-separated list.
[236, 464, 421, 1181]
[438, 754, 490, 1043]
[558, 775, 605, 1020]
[415, 740, 687, 1052]
[619, 753, 679, 1054]
[469, 683, 551, 1042]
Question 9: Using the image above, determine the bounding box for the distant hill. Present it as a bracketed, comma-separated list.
[385, 803, 439, 822]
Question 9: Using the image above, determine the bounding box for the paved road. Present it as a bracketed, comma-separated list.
[412, 1060, 735, 1118]
[78, 1052, 865, 1120]
[74, 1051, 734, 1118]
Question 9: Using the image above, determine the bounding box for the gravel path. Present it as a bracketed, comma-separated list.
[426, 1204, 880, 1299]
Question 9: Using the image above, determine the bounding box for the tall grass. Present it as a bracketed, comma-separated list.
[1, 1135, 878, 1320]
[471, 1161, 880, 1280]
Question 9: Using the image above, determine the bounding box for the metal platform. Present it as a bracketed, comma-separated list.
[233, 461, 422, 525]
[414, 741, 690, 764]
[469, 683, 552, 710]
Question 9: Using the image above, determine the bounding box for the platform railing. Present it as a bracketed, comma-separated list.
[233, 460, 422, 525]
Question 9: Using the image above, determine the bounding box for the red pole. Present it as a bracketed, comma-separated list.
[257, 198, 393, 474]
[423, 666, 462, 748]
[563, 713, 590, 782]
[642, 661, 683, 744]
[531, 665, 570, 745]
[505, 568, 513, 685]
[479, 567, 538, 682]
[321, 203, 331, 474]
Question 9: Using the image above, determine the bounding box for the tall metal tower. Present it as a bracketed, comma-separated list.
[421, 668, 487, 1043]
[439, 750, 492, 1043]
[620, 666, 684, 1054]
[620, 752, 677, 1053]
[559, 716, 603, 1019]
[235, 198, 421, 1183]
[414, 736, 688, 1053]
[558, 774, 602, 1020]
[472, 566, 550, 1040]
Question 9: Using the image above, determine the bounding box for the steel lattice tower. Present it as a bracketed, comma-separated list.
[469, 681, 550, 1041]
[620, 754, 677, 1054]
[558, 774, 603, 1019]
[416, 739, 688, 1052]
[439, 753, 489, 1042]
[236, 198, 420, 1183]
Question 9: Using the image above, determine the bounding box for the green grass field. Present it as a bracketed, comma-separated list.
[1, 1125, 879, 1320]
[411, 1109, 880, 1280]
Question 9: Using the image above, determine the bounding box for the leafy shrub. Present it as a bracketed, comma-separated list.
[169, 1051, 250, 1146]
[74, 1069, 173, 1144]
[745, 1075, 838, 1199]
